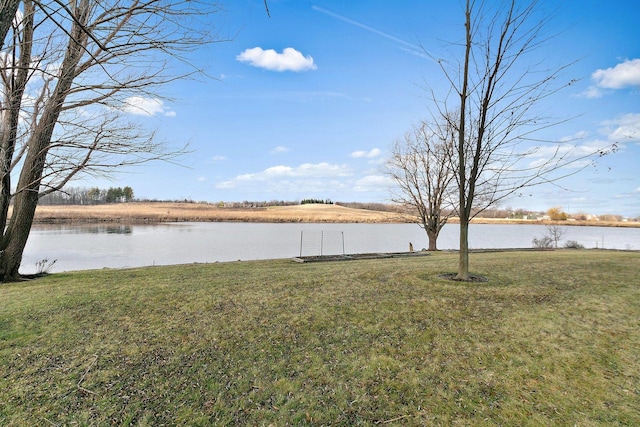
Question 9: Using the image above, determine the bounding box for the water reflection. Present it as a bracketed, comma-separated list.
[34, 223, 132, 235]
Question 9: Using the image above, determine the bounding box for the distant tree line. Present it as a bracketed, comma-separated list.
[39, 186, 134, 205]
[301, 199, 333, 205]
[220, 200, 299, 208]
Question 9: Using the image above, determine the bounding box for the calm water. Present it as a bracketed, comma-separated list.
[21, 222, 640, 274]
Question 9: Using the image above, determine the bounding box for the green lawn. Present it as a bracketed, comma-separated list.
[1, 250, 638, 425]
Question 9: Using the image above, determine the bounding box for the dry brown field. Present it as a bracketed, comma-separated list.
[30, 202, 409, 224]
[24, 202, 639, 227]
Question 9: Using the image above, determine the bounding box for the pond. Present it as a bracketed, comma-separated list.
[21, 222, 640, 274]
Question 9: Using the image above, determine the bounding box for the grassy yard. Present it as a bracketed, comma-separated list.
[1, 250, 638, 425]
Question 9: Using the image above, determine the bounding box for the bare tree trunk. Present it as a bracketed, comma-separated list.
[455, 1, 472, 280]
[0, 0, 34, 241]
[458, 213, 469, 278]
[0, 188, 38, 281]
[1, 122, 59, 280]
[0, 0, 88, 280]
[427, 229, 437, 251]
[0, 0, 21, 48]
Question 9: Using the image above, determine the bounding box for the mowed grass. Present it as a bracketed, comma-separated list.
[1, 250, 638, 425]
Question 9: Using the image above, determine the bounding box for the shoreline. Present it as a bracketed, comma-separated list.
[28, 202, 640, 228]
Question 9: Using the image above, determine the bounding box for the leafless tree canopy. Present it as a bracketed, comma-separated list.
[386, 119, 456, 251]
[0, 0, 223, 281]
[429, 0, 614, 279]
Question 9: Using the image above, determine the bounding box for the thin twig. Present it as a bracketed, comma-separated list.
[77, 354, 99, 395]
[376, 414, 412, 424]
[41, 417, 60, 427]
[263, 0, 270, 17]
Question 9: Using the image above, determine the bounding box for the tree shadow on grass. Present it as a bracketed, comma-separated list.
[439, 273, 488, 282]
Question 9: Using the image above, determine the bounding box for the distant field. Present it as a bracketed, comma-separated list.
[29, 202, 639, 227]
[1, 250, 638, 425]
[31, 202, 408, 224]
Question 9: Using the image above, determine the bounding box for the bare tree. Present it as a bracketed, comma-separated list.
[0, 0, 223, 281]
[545, 225, 565, 248]
[386, 120, 456, 251]
[433, 0, 613, 280]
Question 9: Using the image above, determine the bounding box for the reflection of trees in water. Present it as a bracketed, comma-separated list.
[80, 225, 132, 235]
[35, 224, 132, 235]
[101, 225, 132, 235]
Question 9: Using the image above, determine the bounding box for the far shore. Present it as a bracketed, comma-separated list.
[25, 202, 640, 228]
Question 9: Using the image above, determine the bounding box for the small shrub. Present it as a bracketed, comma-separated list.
[532, 236, 553, 249]
[564, 240, 585, 249]
[35, 258, 57, 275]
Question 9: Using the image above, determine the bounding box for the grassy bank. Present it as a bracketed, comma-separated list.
[1, 250, 638, 425]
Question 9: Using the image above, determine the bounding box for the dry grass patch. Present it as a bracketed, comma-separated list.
[1, 250, 638, 425]
[31, 202, 408, 224]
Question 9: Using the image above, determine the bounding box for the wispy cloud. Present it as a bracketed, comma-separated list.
[312, 5, 431, 59]
[525, 139, 612, 170]
[350, 148, 382, 158]
[237, 47, 317, 72]
[600, 113, 640, 143]
[271, 146, 290, 154]
[216, 162, 352, 189]
[350, 148, 384, 165]
[215, 162, 354, 195]
[122, 96, 176, 117]
[353, 175, 392, 192]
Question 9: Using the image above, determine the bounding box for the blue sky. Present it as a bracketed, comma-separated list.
[89, 0, 640, 217]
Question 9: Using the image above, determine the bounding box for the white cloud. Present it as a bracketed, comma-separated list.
[582, 58, 640, 98]
[211, 155, 227, 162]
[197, 176, 207, 182]
[351, 148, 382, 158]
[592, 58, 640, 89]
[600, 113, 640, 142]
[236, 47, 317, 72]
[122, 96, 175, 117]
[271, 146, 290, 154]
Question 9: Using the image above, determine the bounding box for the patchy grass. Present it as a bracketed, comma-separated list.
[1, 250, 638, 425]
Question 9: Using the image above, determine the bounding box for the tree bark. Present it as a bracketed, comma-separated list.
[458, 211, 469, 279]
[0, 188, 38, 281]
[0, 0, 21, 49]
[0, 0, 34, 241]
[427, 229, 438, 251]
[0, 0, 88, 281]
[455, 1, 472, 280]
